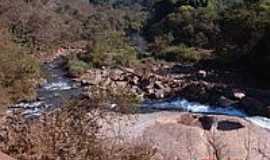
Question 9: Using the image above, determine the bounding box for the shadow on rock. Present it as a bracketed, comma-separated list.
[217, 120, 245, 131]
[198, 116, 214, 130]
[177, 114, 214, 131]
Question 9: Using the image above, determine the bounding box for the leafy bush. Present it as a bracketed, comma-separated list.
[83, 32, 138, 68]
[155, 44, 202, 63]
[65, 57, 91, 77]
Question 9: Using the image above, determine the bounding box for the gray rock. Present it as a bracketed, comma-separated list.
[115, 81, 128, 88]
[154, 81, 165, 89]
[155, 89, 165, 99]
[240, 97, 268, 116]
[198, 70, 207, 78]
[233, 92, 246, 100]
[218, 96, 236, 107]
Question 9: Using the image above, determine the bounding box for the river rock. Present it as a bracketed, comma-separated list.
[101, 112, 270, 160]
[218, 96, 236, 107]
[197, 70, 207, 78]
[155, 89, 165, 99]
[81, 80, 91, 86]
[115, 81, 128, 88]
[110, 69, 124, 81]
[154, 81, 164, 90]
[132, 76, 140, 85]
[233, 91, 246, 100]
[240, 97, 269, 116]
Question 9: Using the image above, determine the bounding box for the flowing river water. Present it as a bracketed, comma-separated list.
[9, 58, 81, 116]
[8, 57, 270, 130]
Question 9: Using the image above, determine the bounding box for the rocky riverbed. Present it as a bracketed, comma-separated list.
[75, 57, 270, 117]
[8, 49, 270, 130]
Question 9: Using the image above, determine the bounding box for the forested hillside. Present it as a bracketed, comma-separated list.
[144, 0, 270, 77]
[1, 0, 269, 80]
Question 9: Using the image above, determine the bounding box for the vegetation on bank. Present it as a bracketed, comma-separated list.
[1, 0, 270, 79]
[144, 0, 270, 79]
[65, 31, 138, 76]
[0, 25, 40, 107]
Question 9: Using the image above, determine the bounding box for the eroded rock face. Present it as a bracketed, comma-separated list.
[101, 112, 270, 160]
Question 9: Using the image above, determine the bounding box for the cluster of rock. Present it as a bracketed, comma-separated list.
[73, 61, 270, 117]
[76, 66, 191, 100]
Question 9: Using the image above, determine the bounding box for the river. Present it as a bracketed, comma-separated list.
[8, 55, 270, 130]
[9, 57, 81, 116]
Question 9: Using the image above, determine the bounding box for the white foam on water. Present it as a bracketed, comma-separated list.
[144, 98, 246, 117]
[144, 98, 270, 130]
[11, 101, 52, 116]
[22, 107, 42, 116]
[246, 116, 270, 130]
[43, 81, 72, 91]
[15, 101, 44, 108]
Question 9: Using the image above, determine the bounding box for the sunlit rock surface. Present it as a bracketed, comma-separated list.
[101, 112, 270, 160]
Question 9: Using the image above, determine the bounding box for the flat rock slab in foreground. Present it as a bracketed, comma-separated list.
[101, 112, 270, 160]
[0, 152, 15, 160]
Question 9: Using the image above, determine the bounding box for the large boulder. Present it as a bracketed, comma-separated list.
[102, 112, 270, 160]
[0, 152, 15, 160]
[240, 96, 270, 117]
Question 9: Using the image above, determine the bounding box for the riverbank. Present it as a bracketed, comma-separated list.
[10, 48, 270, 126]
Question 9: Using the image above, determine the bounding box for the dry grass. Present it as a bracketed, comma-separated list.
[0, 98, 156, 160]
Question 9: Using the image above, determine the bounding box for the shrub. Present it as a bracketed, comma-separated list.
[65, 57, 91, 77]
[0, 26, 40, 106]
[0, 47, 40, 101]
[0, 99, 156, 160]
[156, 44, 202, 63]
[84, 32, 138, 68]
[0, 99, 103, 160]
[89, 86, 141, 114]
